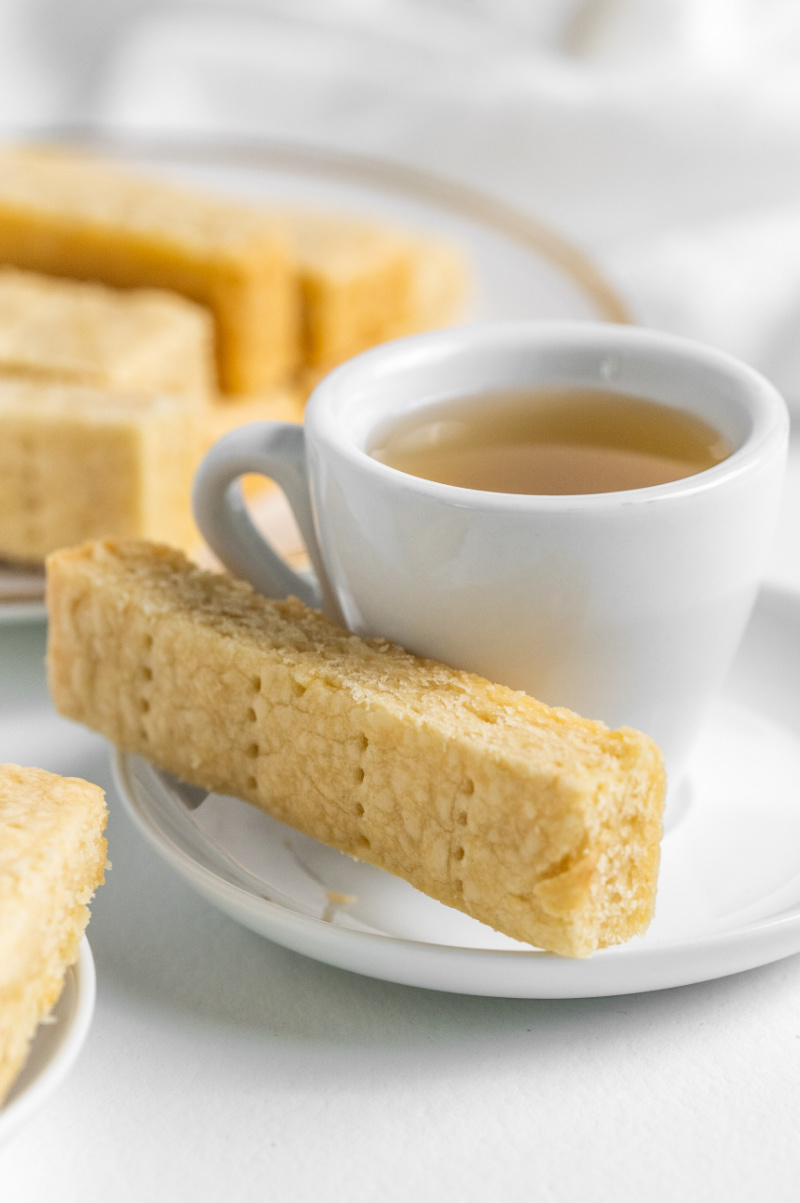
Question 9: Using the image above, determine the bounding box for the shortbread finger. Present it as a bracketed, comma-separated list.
[278, 212, 468, 370]
[46, 538, 665, 958]
[0, 266, 215, 397]
[0, 380, 201, 562]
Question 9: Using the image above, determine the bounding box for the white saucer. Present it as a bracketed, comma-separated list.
[0, 133, 625, 624]
[112, 584, 800, 998]
[0, 939, 96, 1145]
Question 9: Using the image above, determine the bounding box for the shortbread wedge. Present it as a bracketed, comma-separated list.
[46, 539, 665, 958]
[0, 145, 297, 392]
[0, 267, 215, 397]
[0, 380, 201, 563]
[0, 764, 107, 1105]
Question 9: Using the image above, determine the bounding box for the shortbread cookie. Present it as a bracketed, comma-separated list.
[392, 235, 470, 337]
[0, 145, 297, 392]
[280, 212, 413, 370]
[0, 267, 215, 397]
[0, 764, 107, 1105]
[0, 380, 200, 563]
[46, 539, 665, 958]
[278, 212, 468, 371]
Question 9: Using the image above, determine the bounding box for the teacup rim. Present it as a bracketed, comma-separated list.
[305, 320, 789, 510]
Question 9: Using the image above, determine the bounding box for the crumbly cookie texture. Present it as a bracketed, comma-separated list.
[0, 379, 201, 563]
[0, 144, 298, 393]
[46, 538, 665, 958]
[0, 764, 107, 1105]
[0, 266, 215, 398]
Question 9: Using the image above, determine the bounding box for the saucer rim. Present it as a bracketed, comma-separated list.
[110, 752, 800, 998]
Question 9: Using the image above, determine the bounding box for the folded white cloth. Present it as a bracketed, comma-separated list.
[93, 0, 800, 411]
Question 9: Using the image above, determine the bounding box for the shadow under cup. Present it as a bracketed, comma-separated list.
[194, 322, 789, 790]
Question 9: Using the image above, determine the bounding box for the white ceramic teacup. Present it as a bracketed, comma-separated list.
[193, 321, 789, 784]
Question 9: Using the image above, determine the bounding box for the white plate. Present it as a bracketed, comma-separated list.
[0, 563, 46, 624]
[0, 602, 48, 625]
[0, 939, 96, 1145]
[0, 134, 626, 623]
[113, 585, 800, 999]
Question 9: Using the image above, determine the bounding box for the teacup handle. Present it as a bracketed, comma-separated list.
[192, 422, 331, 613]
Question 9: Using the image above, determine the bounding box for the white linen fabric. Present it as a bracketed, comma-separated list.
[87, 0, 800, 409]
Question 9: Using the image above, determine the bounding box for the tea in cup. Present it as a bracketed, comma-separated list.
[369, 385, 731, 494]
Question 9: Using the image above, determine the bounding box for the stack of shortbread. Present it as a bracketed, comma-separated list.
[0, 144, 468, 565]
[0, 764, 107, 1105]
[0, 269, 214, 562]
